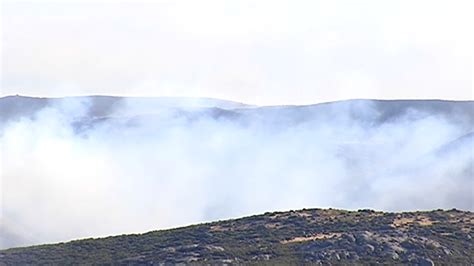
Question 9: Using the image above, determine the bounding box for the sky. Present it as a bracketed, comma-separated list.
[1, 0, 473, 105]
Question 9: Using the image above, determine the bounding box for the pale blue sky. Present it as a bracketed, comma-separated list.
[1, 0, 473, 105]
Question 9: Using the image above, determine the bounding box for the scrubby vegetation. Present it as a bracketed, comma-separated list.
[1, 208, 472, 265]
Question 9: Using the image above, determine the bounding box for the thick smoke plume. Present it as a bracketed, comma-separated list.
[0, 96, 472, 248]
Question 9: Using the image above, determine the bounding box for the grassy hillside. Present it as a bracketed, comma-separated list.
[1, 208, 472, 265]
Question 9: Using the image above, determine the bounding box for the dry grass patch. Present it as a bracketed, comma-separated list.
[392, 215, 434, 227]
[281, 233, 342, 244]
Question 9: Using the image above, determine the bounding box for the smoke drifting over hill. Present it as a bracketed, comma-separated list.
[0, 96, 473, 248]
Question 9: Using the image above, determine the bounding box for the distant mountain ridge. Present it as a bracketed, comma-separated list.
[0, 95, 251, 123]
[1, 95, 473, 125]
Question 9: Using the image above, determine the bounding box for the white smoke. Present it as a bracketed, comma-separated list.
[0, 97, 472, 248]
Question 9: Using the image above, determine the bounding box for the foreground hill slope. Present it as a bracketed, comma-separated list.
[1, 208, 472, 265]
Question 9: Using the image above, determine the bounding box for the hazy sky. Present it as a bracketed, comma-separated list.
[1, 0, 473, 105]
